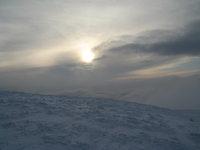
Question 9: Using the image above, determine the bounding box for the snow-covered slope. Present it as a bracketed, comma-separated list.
[0, 91, 200, 150]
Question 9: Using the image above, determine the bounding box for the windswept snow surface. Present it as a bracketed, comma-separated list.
[0, 91, 200, 150]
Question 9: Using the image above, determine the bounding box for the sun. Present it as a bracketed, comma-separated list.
[79, 43, 95, 63]
[81, 50, 95, 63]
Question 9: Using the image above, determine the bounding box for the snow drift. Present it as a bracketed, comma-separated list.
[0, 91, 199, 150]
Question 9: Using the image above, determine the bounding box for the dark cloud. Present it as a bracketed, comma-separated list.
[107, 20, 200, 56]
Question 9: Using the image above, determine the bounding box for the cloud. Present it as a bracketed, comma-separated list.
[0, 0, 200, 109]
[93, 20, 200, 81]
[106, 20, 200, 56]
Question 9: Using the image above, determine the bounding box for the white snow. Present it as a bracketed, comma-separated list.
[0, 91, 200, 150]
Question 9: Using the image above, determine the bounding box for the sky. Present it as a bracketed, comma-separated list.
[0, 0, 200, 109]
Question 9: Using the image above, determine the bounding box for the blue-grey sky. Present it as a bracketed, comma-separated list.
[0, 0, 200, 109]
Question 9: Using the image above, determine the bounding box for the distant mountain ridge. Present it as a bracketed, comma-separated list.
[0, 91, 200, 150]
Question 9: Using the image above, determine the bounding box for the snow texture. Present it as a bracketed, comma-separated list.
[0, 91, 200, 150]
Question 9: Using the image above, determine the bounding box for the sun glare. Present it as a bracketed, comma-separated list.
[81, 50, 95, 63]
[80, 43, 95, 63]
